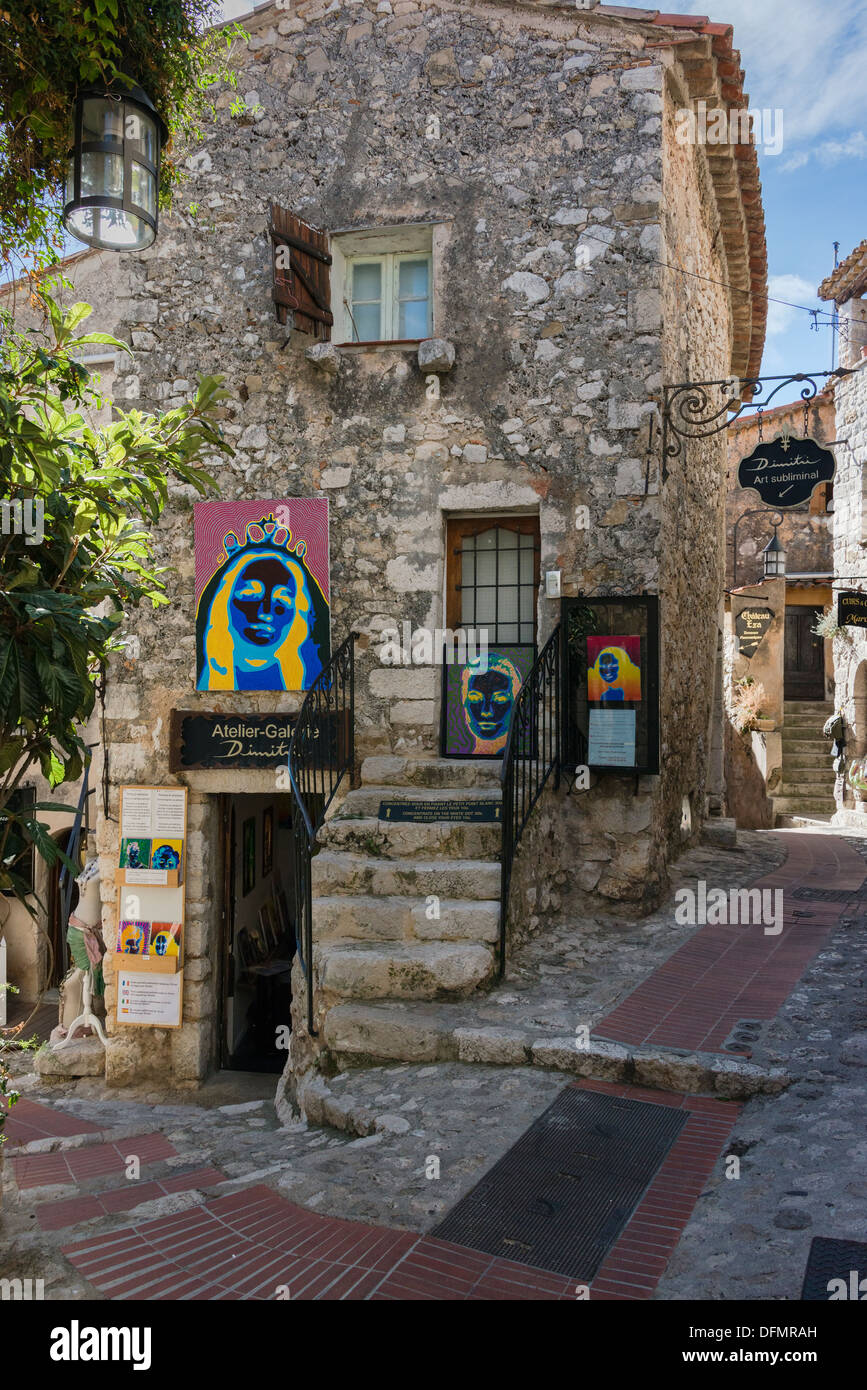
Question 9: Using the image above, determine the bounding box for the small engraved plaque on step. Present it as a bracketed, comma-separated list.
[377, 799, 501, 823]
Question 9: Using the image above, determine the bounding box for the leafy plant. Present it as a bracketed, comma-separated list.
[0, 1, 246, 273]
[0, 289, 232, 905]
[812, 607, 843, 641]
[729, 676, 768, 734]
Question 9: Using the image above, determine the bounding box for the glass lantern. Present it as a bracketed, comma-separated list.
[63, 87, 166, 252]
[762, 529, 787, 579]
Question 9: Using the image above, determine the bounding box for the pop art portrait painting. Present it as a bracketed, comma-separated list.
[587, 636, 641, 704]
[194, 501, 330, 692]
[441, 646, 535, 758]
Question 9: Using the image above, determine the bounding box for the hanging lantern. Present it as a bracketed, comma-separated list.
[762, 528, 787, 579]
[62, 87, 167, 252]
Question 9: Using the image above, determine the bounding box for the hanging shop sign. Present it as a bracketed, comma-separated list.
[837, 591, 867, 630]
[562, 595, 660, 774]
[194, 499, 331, 693]
[737, 435, 835, 509]
[170, 711, 299, 770]
[735, 606, 774, 658]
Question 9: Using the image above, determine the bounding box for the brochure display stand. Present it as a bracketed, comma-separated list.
[114, 785, 187, 1029]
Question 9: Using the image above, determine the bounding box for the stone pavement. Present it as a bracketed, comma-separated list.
[3, 826, 866, 1300]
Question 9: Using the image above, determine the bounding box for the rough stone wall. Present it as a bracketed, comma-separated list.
[726, 396, 835, 589]
[831, 351, 867, 815]
[21, 0, 760, 1082]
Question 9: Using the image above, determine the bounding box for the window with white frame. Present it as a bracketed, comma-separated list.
[331, 225, 435, 344]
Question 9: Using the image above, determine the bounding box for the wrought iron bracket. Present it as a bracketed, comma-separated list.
[660, 368, 854, 484]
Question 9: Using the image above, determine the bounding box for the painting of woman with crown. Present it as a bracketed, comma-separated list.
[194, 501, 331, 691]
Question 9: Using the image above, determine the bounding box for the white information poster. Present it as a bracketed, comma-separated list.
[588, 708, 636, 767]
[121, 787, 186, 840]
[117, 970, 182, 1028]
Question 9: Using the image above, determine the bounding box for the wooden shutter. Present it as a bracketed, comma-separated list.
[269, 202, 333, 339]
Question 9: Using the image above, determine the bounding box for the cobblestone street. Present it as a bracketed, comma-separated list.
[3, 825, 866, 1301]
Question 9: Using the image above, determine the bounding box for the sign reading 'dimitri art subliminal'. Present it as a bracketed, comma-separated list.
[194, 500, 330, 691]
[735, 606, 774, 658]
[838, 591, 867, 629]
[737, 435, 835, 509]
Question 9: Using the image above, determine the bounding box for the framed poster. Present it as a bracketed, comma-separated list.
[242, 817, 256, 897]
[194, 500, 331, 692]
[440, 645, 536, 759]
[262, 805, 274, 878]
[563, 596, 659, 774]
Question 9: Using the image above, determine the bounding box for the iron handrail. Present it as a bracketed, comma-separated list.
[287, 631, 357, 1034]
[498, 624, 562, 977]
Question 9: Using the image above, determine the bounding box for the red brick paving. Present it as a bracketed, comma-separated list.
[36, 1166, 226, 1231]
[12, 1131, 176, 1191]
[595, 833, 865, 1054]
[0, 1096, 101, 1147]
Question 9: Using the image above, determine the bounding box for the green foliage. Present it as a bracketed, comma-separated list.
[0, 0, 246, 271]
[0, 290, 232, 904]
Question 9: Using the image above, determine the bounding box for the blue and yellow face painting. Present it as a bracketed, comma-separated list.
[195, 516, 331, 692]
[460, 653, 523, 755]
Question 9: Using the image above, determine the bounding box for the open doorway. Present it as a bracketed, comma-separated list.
[219, 792, 295, 1073]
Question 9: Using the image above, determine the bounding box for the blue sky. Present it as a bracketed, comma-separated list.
[219, 0, 866, 387]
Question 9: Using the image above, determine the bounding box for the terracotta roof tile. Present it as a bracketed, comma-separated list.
[818, 239, 867, 305]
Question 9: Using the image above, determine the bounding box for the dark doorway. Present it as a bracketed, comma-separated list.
[219, 792, 295, 1073]
[46, 829, 77, 989]
[785, 607, 825, 700]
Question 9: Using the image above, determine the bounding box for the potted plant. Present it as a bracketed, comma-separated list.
[730, 677, 771, 733]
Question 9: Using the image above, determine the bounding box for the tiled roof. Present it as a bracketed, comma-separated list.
[818, 239, 867, 305]
[598, 6, 768, 382]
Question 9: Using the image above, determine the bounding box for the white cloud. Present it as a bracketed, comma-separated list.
[765, 274, 818, 336]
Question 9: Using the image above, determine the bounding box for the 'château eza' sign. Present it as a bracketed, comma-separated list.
[838, 591, 867, 630]
[737, 435, 835, 509]
[169, 711, 297, 770]
[735, 606, 774, 659]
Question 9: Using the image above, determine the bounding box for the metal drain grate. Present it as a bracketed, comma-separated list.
[431, 1086, 686, 1281]
[801, 1237, 867, 1300]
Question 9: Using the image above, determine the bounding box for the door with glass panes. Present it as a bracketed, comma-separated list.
[446, 517, 539, 645]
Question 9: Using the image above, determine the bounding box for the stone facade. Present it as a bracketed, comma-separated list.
[15, 0, 766, 1087]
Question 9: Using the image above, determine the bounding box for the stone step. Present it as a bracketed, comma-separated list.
[360, 755, 501, 790]
[311, 850, 501, 900]
[780, 737, 831, 753]
[777, 782, 835, 798]
[315, 940, 494, 1001]
[780, 752, 833, 769]
[314, 894, 500, 944]
[319, 1003, 789, 1099]
[318, 814, 501, 862]
[771, 795, 837, 815]
[778, 767, 834, 785]
[781, 715, 832, 730]
[335, 785, 502, 818]
[783, 701, 834, 714]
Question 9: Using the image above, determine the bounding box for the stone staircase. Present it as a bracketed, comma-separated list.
[310, 755, 503, 1025]
[773, 700, 836, 823]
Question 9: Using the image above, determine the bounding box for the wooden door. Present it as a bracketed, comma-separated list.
[445, 516, 540, 645]
[784, 608, 824, 700]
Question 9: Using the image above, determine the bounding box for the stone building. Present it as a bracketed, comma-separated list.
[723, 393, 836, 829]
[24, 0, 767, 1099]
[818, 239, 867, 825]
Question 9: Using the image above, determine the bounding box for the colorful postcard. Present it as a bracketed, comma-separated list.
[194, 500, 331, 691]
[150, 922, 181, 958]
[441, 645, 536, 759]
[587, 636, 642, 704]
[119, 838, 151, 870]
[117, 920, 151, 955]
[150, 838, 183, 872]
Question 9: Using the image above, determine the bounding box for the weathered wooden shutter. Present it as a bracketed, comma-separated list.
[269, 203, 333, 340]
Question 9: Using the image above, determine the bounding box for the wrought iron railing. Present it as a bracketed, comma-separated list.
[287, 631, 357, 1034]
[498, 624, 561, 976]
